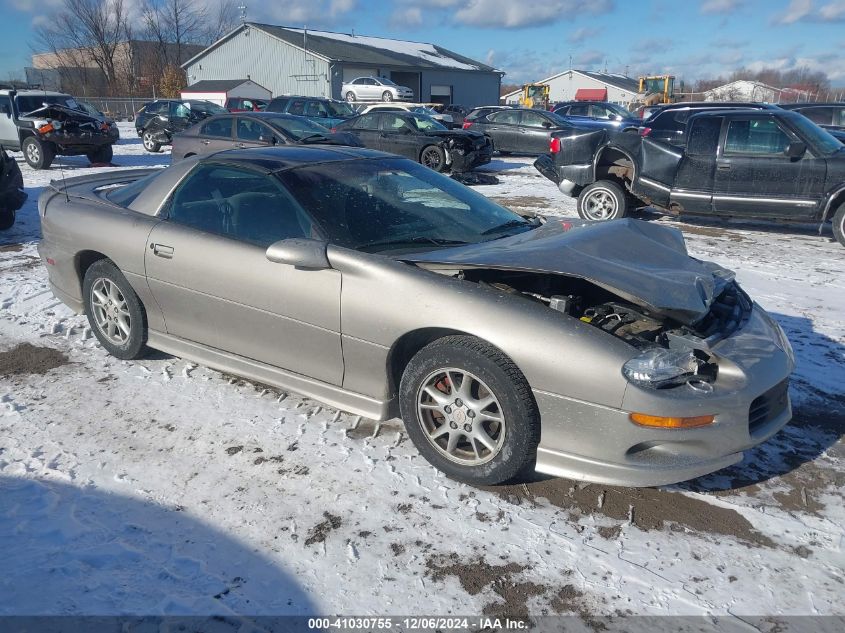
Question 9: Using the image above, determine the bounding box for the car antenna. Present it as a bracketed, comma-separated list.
[57, 159, 70, 202]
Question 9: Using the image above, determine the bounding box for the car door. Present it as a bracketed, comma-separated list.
[0, 95, 17, 147]
[668, 116, 720, 214]
[348, 113, 381, 148]
[169, 102, 194, 134]
[379, 113, 421, 160]
[195, 116, 234, 153]
[144, 162, 343, 384]
[561, 103, 595, 128]
[518, 110, 555, 154]
[712, 115, 826, 218]
[143, 101, 171, 135]
[234, 117, 276, 149]
[484, 110, 521, 152]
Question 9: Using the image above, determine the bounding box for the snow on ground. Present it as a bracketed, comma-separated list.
[1, 124, 843, 624]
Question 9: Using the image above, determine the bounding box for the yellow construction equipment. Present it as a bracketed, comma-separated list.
[638, 75, 676, 105]
[520, 83, 550, 109]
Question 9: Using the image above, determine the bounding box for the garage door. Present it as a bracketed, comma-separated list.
[343, 67, 378, 83]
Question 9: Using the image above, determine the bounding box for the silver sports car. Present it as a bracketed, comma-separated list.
[37, 146, 794, 486]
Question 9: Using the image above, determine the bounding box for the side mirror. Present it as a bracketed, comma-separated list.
[785, 141, 806, 158]
[266, 238, 330, 270]
[541, 121, 552, 128]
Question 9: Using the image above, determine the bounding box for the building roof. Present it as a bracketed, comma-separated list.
[181, 79, 255, 92]
[183, 23, 498, 73]
[502, 69, 641, 99]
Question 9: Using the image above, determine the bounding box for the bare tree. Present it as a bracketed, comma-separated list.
[34, 0, 133, 96]
[205, 0, 240, 42]
[141, 0, 208, 68]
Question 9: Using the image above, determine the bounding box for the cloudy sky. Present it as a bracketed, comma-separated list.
[2, 0, 844, 86]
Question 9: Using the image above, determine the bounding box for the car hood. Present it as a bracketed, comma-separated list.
[402, 218, 735, 326]
[422, 129, 485, 140]
[19, 104, 101, 123]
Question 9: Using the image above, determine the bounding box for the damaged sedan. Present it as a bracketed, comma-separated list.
[0, 89, 116, 169]
[37, 147, 793, 487]
[333, 111, 492, 172]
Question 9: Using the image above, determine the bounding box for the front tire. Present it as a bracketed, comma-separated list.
[0, 209, 14, 230]
[420, 145, 446, 172]
[142, 130, 162, 153]
[577, 180, 629, 221]
[83, 260, 148, 360]
[22, 137, 55, 170]
[399, 336, 540, 485]
[833, 203, 845, 248]
[86, 144, 113, 164]
[382, 90, 393, 102]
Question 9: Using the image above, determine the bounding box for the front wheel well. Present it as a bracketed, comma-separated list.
[387, 327, 471, 404]
[825, 190, 845, 221]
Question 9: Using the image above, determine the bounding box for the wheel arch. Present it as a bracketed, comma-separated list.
[74, 250, 110, 296]
[821, 186, 845, 223]
[593, 146, 635, 186]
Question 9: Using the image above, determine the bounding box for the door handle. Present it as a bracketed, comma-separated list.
[150, 243, 174, 258]
[201, 140, 211, 145]
[716, 163, 731, 171]
[235, 142, 246, 148]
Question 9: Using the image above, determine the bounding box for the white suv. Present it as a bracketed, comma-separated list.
[341, 77, 414, 102]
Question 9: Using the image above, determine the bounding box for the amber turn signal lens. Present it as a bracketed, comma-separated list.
[629, 413, 715, 429]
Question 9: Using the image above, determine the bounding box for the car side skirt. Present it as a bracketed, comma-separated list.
[146, 330, 392, 421]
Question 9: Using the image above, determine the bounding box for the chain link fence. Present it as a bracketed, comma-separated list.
[81, 97, 152, 121]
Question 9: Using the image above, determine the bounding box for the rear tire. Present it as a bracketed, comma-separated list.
[22, 137, 55, 170]
[83, 259, 148, 360]
[399, 336, 540, 485]
[86, 144, 113, 164]
[0, 209, 14, 230]
[142, 130, 162, 153]
[833, 203, 845, 248]
[420, 145, 447, 172]
[577, 180, 629, 221]
[345, 91, 356, 102]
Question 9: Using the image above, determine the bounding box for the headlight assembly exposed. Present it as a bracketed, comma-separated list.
[622, 348, 703, 388]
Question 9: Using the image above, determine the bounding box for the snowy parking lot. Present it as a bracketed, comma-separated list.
[1, 124, 843, 625]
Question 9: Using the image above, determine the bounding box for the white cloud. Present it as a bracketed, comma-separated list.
[773, 0, 814, 23]
[454, 0, 614, 28]
[818, 0, 845, 20]
[567, 27, 602, 44]
[700, 0, 745, 14]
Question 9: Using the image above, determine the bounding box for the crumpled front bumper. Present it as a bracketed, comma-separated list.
[533, 304, 794, 487]
[450, 139, 493, 173]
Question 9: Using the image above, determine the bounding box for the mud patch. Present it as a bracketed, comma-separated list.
[485, 480, 775, 547]
[0, 343, 69, 376]
[0, 243, 24, 253]
[678, 224, 747, 242]
[304, 512, 342, 546]
[552, 585, 606, 631]
[489, 195, 549, 209]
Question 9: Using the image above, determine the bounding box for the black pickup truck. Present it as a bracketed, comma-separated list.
[534, 109, 845, 247]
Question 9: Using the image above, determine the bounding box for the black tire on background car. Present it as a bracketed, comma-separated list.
[22, 136, 55, 170]
[142, 130, 162, 153]
[833, 203, 845, 248]
[86, 144, 113, 164]
[0, 209, 14, 231]
[420, 145, 446, 172]
[399, 335, 540, 486]
[345, 91, 356, 102]
[576, 180, 629, 221]
[82, 259, 148, 360]
[382, 91, 393, 102]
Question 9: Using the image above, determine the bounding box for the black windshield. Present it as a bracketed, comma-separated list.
[276, 158, 533, 253]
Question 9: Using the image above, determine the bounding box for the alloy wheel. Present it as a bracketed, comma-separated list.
[582, 187, 619, 220]
[25, 143, 40, 164]
[416, 368, 506, 465]
[421, 148, 442, 170]
[90, 277, 131, 345]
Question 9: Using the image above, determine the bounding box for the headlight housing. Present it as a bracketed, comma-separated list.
[622, 348, 703, 389]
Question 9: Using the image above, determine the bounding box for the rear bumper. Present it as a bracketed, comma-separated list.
[533, 304, 794, 487]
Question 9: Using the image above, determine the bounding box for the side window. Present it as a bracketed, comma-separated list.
[384, 114, 411, 131]
[200, 117, 233, 138]
[590, 105, 611, 119]
[490, 110, 520, 125]
[724, 118, 791, 155]
[834, 108, 845, 127]
[236, 118, 271, 142]
[267, 97, 289, 112]
[568, 104, 589, 116]
[288, 100, 306, 116]
[353, 113, 380, 130]
[305, 101, 327, 118]
[520, 111, 549, 128]
[0, 96, 11, 116]
[800, 108, 833, 126]
[152, 101, 170, 115]
[686, 117, 722, 155]
[169, 165, 312, 246]
[172, 102, 191, 118]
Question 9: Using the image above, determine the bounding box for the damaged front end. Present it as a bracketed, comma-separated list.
[429, 131, 493, 173]
[19, 105, 114, 154]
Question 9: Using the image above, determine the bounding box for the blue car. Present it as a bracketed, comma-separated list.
[552, 101, 640, 133]
[265, 95, 357, 130]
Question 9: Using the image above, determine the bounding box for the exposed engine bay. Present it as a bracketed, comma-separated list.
[455, 269, 753, 385]
[21, 105, 112, 149]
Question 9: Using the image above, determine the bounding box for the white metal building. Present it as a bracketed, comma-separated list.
[703, 80, 782, 103]
[503, 69, 643, 107]
[182, 23, 502, 107]
[180, 79, 271, 106]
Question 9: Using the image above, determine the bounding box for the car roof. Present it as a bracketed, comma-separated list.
[656, 101, 779, 111]
[2, 89, 71, 97]
[779, 102, 845, 109]
[201, 145, 393, 172]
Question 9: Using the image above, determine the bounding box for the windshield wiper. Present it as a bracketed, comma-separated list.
[298, 133, 331, 142]
[361, 236, 470, 252]
[480, 218, 534, 235]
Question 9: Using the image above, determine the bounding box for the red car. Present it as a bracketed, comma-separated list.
[225, 97, 268, 112]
